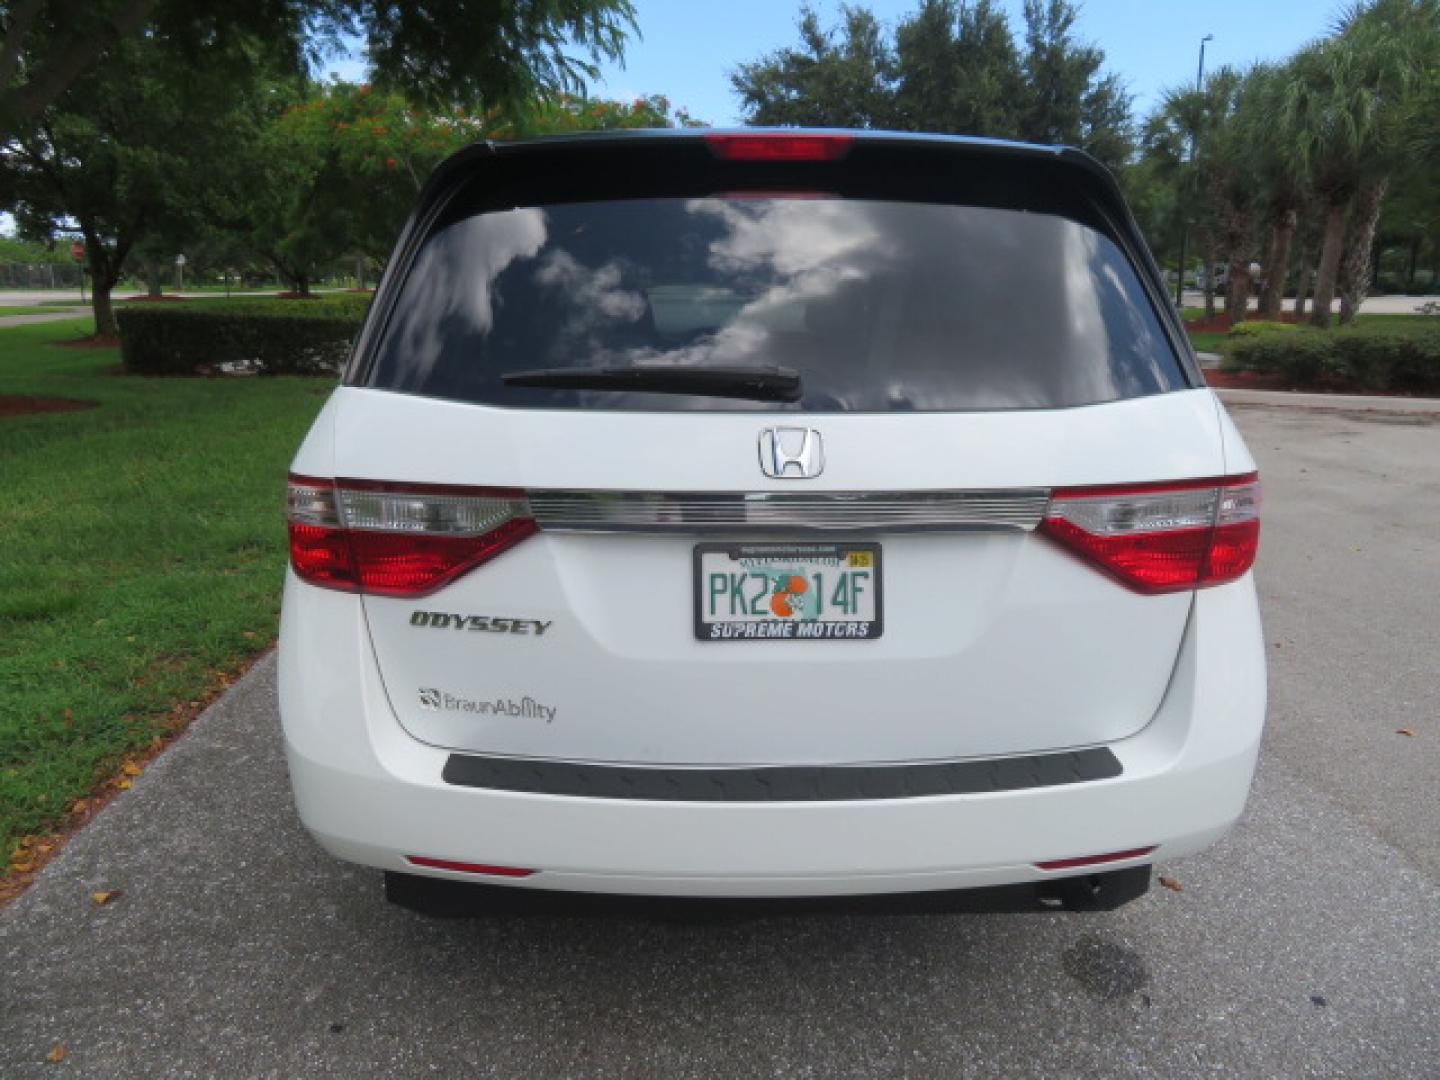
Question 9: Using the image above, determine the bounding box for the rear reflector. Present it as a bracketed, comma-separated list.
[705, 133, 853, 161]
[1040, 473, 1260, 594]
[406, 856, 536, 877]
[287, 475, 536, 596]
[1035, 846, 1157, 871]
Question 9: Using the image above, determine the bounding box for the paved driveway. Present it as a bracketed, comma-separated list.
[3, 400, 1437, 1077]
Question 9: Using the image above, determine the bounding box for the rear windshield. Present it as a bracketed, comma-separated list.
[366, 196, 1186, 411]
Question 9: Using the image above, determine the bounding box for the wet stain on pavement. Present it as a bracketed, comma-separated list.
[1062, 935, 1151, 1000]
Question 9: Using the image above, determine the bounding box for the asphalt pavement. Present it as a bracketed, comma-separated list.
[2, 398, 1437, 1077]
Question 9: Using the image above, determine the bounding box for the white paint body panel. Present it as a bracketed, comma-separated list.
[278, 569, 1266, 895]
[279, 384, 1268, 895]
[312, 387, 1222, 765]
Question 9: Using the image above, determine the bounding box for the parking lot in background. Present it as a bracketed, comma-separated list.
[2, 398, 1436, 1077]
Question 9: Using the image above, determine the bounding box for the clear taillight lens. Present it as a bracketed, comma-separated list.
[1040, 473, 1260, 593]
[286, 475, 536, 596]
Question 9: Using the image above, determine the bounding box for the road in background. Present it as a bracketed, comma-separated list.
[2, 399, 1436, 1077]
[1175, 291, 1435, 315]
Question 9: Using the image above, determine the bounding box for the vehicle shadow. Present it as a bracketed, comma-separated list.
[384, 877, 1064, 921]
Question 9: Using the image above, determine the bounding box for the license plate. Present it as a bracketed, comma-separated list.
[693, 543, 883, 642]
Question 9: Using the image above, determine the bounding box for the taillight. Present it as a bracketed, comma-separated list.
[704, 132, 854, 161]
[1040, 473, 1260, 594]
[1035, 846, 1157, 871]
[286, 475, 536, 596]
[405, 856, 536, 877]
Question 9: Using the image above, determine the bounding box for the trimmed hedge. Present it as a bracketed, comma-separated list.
[1227, 320, 1298, 338]
[1227, 323, 1440, 393]
[116, 295, 369, 375]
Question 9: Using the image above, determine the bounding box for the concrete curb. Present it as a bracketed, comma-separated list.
[1215, 387, 1440, 414]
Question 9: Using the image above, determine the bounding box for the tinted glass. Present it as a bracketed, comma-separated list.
[368, 197, 1185, 411]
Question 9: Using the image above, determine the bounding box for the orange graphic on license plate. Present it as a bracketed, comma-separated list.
[768, 574, 810, 617]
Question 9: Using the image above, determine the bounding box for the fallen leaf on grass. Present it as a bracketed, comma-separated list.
[115, 779, 132, 791]
[1158, 875, 1183, 892]
[90, 889, 122, 906]
[121, 761, 142, 777]
[11, 861, 35, 874]
[46, 1043, 66, 1063]
[1396, 728, 1416, 737]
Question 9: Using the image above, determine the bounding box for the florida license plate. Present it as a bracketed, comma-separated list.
[693, 543, 883, 642]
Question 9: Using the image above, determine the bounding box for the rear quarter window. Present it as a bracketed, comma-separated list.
[366, 195, 1186, 412]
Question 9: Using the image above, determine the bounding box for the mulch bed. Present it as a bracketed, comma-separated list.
[55, 335, 121, 348]
[125, 294, 186, 301]
[0, 395, 99, 418]
[1202, 370, 1292, 391]
[274, 291, 323, 300]
[1204, 369, 1436, 398]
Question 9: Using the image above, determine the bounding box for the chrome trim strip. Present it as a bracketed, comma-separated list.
[528, 489, 1050, 534]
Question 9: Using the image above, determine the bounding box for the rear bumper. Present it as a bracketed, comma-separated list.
[279, 573, 1265, 897]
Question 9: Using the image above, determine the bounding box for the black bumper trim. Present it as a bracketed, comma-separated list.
[440, 747, 1122, 802]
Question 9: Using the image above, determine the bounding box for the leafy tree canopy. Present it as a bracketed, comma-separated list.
[730, 0, 1133, 170]
[0, 0, 637, 141]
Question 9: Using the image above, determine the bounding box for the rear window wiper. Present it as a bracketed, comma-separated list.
[502, 364, 802, 403]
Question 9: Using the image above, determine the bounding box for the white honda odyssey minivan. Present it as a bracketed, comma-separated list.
[279, 130, 1265, 912]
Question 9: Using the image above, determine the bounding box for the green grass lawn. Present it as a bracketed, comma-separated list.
[1187, 331, 1228, 354]
[1, 318, 331, 861]
[0, 305, 69, 317]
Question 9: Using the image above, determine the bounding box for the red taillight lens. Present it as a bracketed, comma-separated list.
[286, 475, 536, 596]
[287, 521, 358, 589]
[1035, 846, 1157, 871]
[704, 132, 854, 161]
[1040, 474, 1260, 594]
[405, 856, 536, 877]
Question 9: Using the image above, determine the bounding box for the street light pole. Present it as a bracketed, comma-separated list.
[1174, 33, 1215, 308]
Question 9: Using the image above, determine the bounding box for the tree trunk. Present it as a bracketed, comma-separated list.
[1259, 210, 1296, 321]
[1310, 199, 1348, 328]
[146, 262, 163, 299]
[1202, 235, 1218, 320]
[91, 273, 118, 338]
[1406, 235, 1420, 290]
[82, 242, 120, 338]
[1295, 243, 1313, 318]
[1338, 178, 1388, 326]
[1225, 260, 1251, 323]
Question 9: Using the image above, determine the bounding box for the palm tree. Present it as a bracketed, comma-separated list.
[1149, 68, 1252, 320]
[1334, 0, 1440, 320]
[1240, 64, 1308, 320]
[1280, 1, 1437, 326]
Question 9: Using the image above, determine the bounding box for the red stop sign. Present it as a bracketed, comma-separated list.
[70, 240, 85, 260]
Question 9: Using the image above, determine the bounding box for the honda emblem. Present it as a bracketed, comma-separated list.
[758, 428, 824, 479]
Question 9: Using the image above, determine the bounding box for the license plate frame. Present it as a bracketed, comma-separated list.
[692, 542, 883, 642]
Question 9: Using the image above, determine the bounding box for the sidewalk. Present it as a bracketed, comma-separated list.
[1177, 290, 1435, 315]
[0, 308, 87, 329]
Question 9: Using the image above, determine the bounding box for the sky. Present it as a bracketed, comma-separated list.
[581, 0, 1342, 125]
